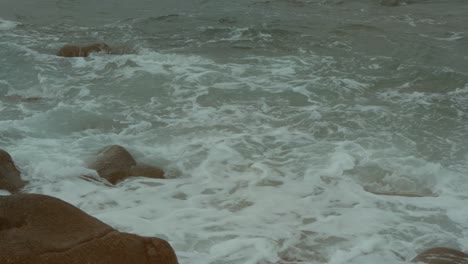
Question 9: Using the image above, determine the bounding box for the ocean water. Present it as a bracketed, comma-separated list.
[1, 0, 468, 263]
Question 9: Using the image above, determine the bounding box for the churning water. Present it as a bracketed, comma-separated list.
[1, 0, 468, 263]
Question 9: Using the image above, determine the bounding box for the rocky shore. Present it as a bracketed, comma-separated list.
[2, 146, 467, 263]
[1, 146, 178, 264]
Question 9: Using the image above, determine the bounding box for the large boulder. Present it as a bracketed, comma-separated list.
[88, 145, 165, 185]
[412, 247, 468, 264]
[57, 43, 111, 57]
[0, 193, 178, 264]
[0, 149, 25, 193]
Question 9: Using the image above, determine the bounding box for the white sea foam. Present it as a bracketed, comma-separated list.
[423, 32, 464, 42]
[0, 18, 18, 30]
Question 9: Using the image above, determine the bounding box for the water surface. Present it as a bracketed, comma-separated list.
[1, 1, 468, 263]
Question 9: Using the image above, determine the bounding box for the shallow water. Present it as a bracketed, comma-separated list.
[1, 0, 468, 263]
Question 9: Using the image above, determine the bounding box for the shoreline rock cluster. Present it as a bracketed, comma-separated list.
[0, 193, 178, 264]
[1, 146, 468, 263]
[0, 145, 177, 264]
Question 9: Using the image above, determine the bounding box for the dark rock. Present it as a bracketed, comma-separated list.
[130, 164, 165, 180]
[0, 149, 25, 193]
[88, 145, 165, 184]
[0, 193, 178, 264]
[88, 145, 136, 184]
[57, 43, 111, 57]
[412, 247, 468, 264]
[363, 186, 435, 198]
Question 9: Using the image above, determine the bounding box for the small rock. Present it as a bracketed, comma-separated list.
[0, 149, 25, 193]
[88, 145, 136, 184]
[57, 43, 111, 57]
[412, 247, 468, 264]
[0, 193, 178, 264]
[88, 145, 165, 184]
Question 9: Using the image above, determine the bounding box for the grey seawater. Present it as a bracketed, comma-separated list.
[1, 0, 468, 263]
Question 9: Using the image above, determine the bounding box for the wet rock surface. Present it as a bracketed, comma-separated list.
[0, 193, 178, 264]
[57, 43, 111, 57]
[0, 149, 25, 193]
[412, 247, 468, 264]
[88, 145, 165, 184]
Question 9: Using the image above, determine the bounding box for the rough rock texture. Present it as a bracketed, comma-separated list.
[130, 164, 165, 179]
[88, 145, 165, 184]
[57, 43, 111, 57]
[0, 193, 178, 264]
[0, 149, 25, 192]
[412, 247, 468, 264]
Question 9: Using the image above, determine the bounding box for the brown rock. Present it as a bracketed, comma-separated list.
[412, 247, 468, 264]
[0, 193, 178, 264]
[57, 43, 111, 57]
[130, 164, 165, 179]
[88, 145, 165, 184]
[0, 149, 25, 192]
[88, 145, 136, 184]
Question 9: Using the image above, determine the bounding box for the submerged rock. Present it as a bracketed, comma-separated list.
[412, 247, 468, 264]
[0, 149, 25, 193]
[88, 145, 165, 184]
[2, 95, 43, 103]
[57, 43, 111, 57]
[0, 193, 178, 264]
[363, 186, 435, 198]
